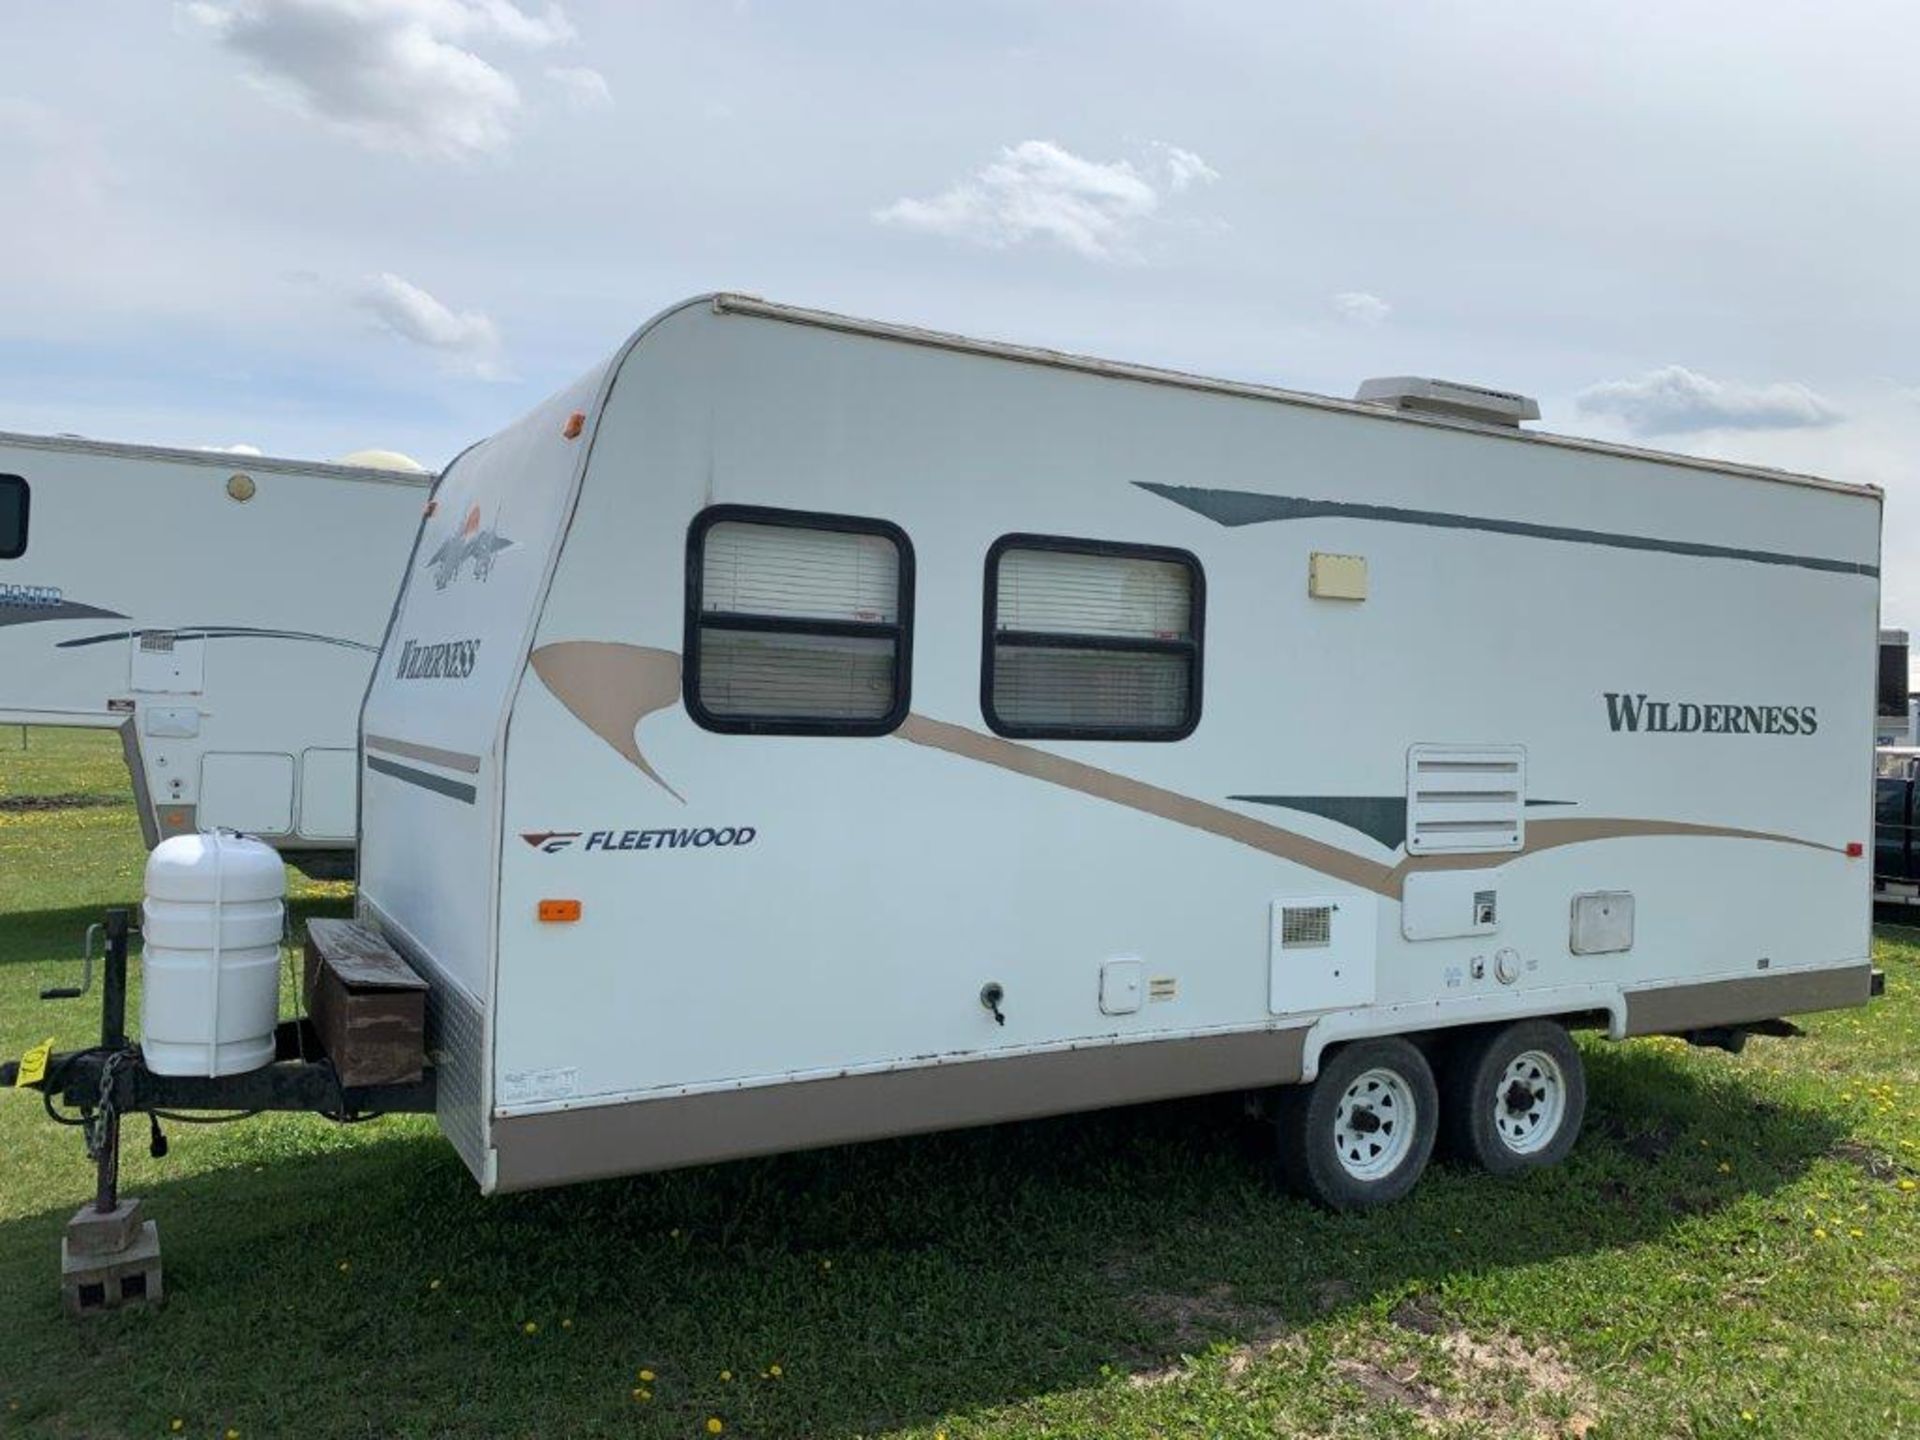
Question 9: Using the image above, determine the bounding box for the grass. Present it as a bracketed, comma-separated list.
[0, 727, 1916, 1439]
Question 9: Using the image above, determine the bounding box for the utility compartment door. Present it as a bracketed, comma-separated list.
[298, 748, 357, 841]
[199, 752, 294, 836]
[1269, 894, 1377, 1015]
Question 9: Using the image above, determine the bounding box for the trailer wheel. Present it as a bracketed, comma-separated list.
[1440, 1020, 1586, 1176]
[1275, 1037, 1438, 1212]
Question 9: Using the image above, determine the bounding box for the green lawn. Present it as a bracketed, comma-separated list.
[1, 727, 1916, 1439]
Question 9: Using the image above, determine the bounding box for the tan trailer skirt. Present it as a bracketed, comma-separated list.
[490, 1025, 1309, 1193]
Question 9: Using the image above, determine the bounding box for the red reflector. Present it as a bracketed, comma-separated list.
[1846, 842, 1864, 858]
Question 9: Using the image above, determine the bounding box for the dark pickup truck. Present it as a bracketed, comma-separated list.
[1876, 748, 1920, 906]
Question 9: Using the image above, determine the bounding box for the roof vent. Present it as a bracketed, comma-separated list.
[1355, 376, 1540, 428]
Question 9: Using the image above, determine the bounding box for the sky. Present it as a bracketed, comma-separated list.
[3, 1, 1916, 618]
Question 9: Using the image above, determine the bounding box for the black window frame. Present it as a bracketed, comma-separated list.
[684, 503, 915, 737]
[0, 475, 27, 560]
[981, 532, 1205, 742]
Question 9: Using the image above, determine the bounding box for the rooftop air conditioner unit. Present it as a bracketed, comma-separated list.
[1355, 376, 1540, 428]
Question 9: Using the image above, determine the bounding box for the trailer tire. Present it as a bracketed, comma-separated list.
[1276, 1037, 1438, 1212]
[1440, 1020, 1586, 1176]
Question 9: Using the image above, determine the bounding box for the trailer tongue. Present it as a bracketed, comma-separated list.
[4, 906, 436, 1315]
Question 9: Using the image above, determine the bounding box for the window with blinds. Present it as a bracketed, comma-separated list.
[686, 507, 913, 735]
[0, 475, 26, 559]
[983, 535, 1203, 740]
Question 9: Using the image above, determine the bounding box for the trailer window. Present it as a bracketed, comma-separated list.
[686, 506, 913, 735]
[983, 535, 1202, 740]
[0, 475, 25, 559]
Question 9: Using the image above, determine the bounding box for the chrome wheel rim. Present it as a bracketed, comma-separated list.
[1332, 1067, 1419, 1181]
[1492, 1049, 1567, 1155]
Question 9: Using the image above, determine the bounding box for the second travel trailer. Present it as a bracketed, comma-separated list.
[353, 295, 1881, 1209]
[0, 432, 432, 874]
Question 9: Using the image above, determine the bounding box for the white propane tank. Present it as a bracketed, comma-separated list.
[140, 832, 286, 1077]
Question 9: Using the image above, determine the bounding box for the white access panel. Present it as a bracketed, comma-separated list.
[130, 633, 206, 694]
[199, 752, 295, 836]
[142, 706, 201, 739]
[297, 748, 357, 841]
[1098, 958, 1144, 1015]
[1571, 891, 1635, 955]
[1269, 895, 1377, 1015]
[1401, 867, 1503, 941]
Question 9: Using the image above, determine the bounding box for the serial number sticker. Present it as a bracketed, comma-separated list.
[14, 1037, 54, 1087]
[499, 1066, 579, 1106]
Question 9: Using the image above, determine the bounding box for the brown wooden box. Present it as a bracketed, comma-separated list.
[303, 919, 428, 1087]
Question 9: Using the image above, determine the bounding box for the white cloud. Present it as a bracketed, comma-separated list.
[1576, 365, 1841, 436]
[198, 442, 264, 455]
[874, 139, 1218, 262]
[181, 0, 579, 159]
[354, 272, 502, 376]
[1151, 142, 1219, 193]
[1332, 291, 1391, 326]
[546, 64, 611, 110]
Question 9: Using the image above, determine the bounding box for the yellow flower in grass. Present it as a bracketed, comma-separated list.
[1813, 1227, 1829, 1239]
[707, 1419, 725, 1435]
[720, 1369, 733, 1382]
[429, 1278, 442, 1291]
[522, 1321, 539, 1336]
[769, 1364, 783, 1378]
[639, 1369, 656, 1382]
[631, 1388, 651, 1403]
[170, 1423, 183, 1434]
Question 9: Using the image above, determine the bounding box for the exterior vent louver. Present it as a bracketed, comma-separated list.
[1405, 746, 1527, 855]
[1280, 904, 1335, 949]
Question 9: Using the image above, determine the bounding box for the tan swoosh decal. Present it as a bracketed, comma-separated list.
[522, 641, 1836, 887]
[897, 714, 1840, 897]
[1389, 817, 1838, 884]
[529, 642, 685, 803]
[899, 715, 1401, 893]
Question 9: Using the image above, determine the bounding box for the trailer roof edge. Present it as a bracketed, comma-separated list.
[708, 294, 1880, 502]
[0, 430, 437, 486]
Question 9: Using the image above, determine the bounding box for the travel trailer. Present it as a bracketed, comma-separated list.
[0, 432, 431, 873]
[346, 295, 1883, 1210]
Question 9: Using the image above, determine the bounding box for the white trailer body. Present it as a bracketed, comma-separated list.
[0, 433, 431, 867]
[358, 295, 1880, 1197]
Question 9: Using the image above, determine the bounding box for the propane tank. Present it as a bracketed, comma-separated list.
[140, 832, 286, 1077]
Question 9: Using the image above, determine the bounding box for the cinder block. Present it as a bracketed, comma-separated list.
[64, 1199, 144, 1257]
[61, 1220, 164, 1316]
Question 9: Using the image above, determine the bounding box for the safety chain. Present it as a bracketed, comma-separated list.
[84, 1047, 136, 1162]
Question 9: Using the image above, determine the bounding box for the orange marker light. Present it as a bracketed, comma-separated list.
[562, 411, 585, 439]
[539, 899, 583, 923]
